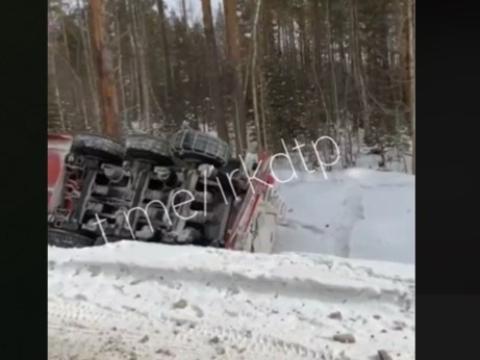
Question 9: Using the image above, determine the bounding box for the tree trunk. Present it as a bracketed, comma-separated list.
[325, 0, 341, 164]
[349, 0, 370, 145]
[156, 0, 173, 113]
[115, 15, 127, 133]
[181, 0, 188, 26]
[89, 0, 121, 138]
[311, 0, 332, 136]
[259, 70, 269, 152]
[78, 0, 101, 132]
[251, 0, 263, 150]
[406, 0, 415, 174]
[138, 2, 151, 131]
[128, 24, 142, 127]
[201, 0, 229, 142]
[129, 0, 151, 131]
[223, 0, 247, 155]
[50, 51, 66, 131]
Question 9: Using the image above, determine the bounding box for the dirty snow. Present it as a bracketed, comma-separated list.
[49, 241, 414, 360]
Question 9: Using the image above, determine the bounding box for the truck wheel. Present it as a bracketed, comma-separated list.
[71, 134, 125, 164]
[48, 228, 95, 248]
[170, 130, 230, 168]
[125, 135, 173, 165]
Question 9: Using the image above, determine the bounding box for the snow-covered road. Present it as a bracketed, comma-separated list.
[274, 168, 415, 264]
[48, 241, 414, 360]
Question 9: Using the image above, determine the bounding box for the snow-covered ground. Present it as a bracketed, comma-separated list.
[49, 242, 414, 360]
[48, 168, 415, 359]
[274, 168, 415, 264]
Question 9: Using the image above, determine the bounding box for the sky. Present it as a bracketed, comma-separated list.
[60, 0, 224, 25]
[165, 0, 223, 23]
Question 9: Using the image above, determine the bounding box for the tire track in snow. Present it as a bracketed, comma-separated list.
[326, 184, 365, 258]
[48, 243, 414, 359]
[49, 296, 341, 360]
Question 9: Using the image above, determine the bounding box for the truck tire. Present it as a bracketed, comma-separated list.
[71, 134, 125, 164]
[170, 130, 230, 167]
[48, 228, 95, 248]
[125, 135, 173, 165]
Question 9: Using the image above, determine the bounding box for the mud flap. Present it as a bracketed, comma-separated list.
[251, 202, 278, 253]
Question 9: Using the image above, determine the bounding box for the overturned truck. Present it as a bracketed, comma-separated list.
[48, 130, 284, 253]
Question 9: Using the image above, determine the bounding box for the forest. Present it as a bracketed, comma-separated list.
[48, 0, 415, 173]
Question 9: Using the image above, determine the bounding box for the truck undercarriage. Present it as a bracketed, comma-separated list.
[48, 130, 283, 253]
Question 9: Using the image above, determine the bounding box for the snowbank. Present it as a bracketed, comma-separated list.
[48, 242, 414, 360]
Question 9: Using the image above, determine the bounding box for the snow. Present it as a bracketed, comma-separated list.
[48, 241, 414, 360]
[274, 168, 415, 265]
